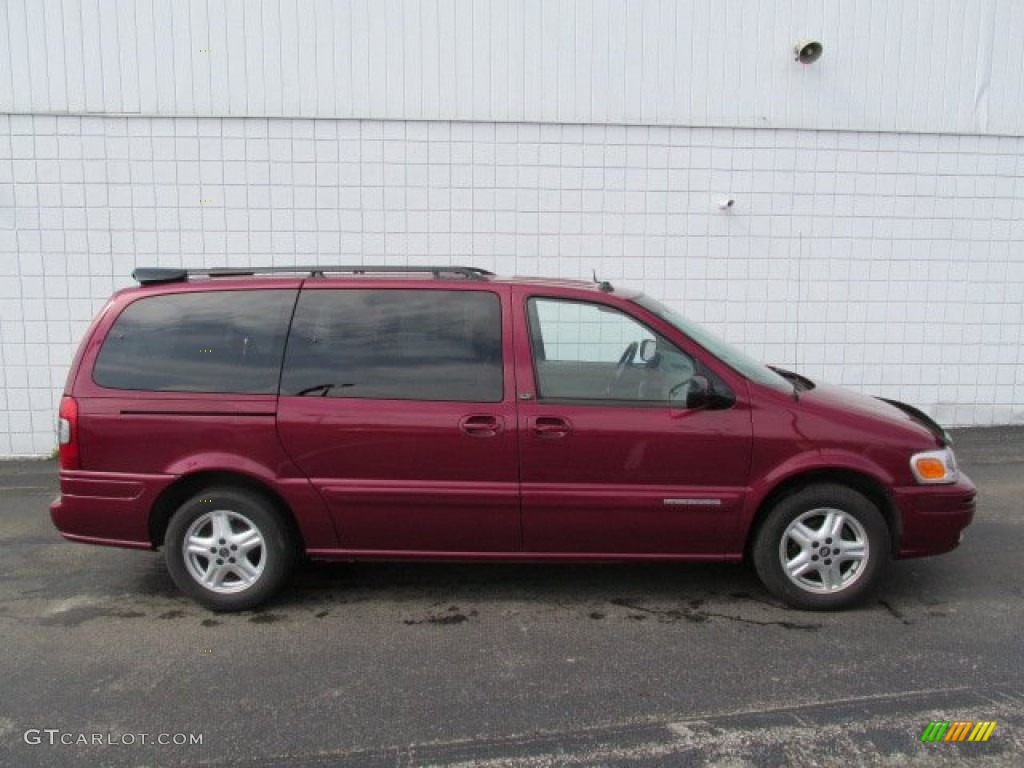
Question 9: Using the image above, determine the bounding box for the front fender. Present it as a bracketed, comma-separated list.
[736, 448, 895, 549]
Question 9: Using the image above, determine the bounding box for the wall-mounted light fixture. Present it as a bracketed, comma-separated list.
[794, 39, 823, 64]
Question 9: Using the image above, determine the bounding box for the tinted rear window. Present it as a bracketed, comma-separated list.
[281, 289, 502, 402]
[93, 290, 296, 393]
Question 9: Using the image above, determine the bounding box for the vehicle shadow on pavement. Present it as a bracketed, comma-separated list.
[18, 529, 1000, 632]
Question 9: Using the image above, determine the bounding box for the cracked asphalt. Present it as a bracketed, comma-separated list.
[1, 426, 1022, 767]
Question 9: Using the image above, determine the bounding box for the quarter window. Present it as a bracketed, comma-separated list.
[281, 289, 503, 402]
[93, 290, 296, 393]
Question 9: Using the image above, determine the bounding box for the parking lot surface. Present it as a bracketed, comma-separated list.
[1, 427, 1022, 767]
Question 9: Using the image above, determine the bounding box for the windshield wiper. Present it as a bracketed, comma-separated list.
[767, 366, 809, 401]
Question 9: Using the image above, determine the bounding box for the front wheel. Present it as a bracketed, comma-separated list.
[164, 487, 295, 611]
[752, 484, 891, 610]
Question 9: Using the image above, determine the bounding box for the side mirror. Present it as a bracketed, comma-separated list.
[638, 339, 658, 364]
[685, 375, 712, 410]
[684, 375, 735, 411]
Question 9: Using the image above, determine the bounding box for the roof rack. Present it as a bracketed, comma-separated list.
[131, 265, 495, 285]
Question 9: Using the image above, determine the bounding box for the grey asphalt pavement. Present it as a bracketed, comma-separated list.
[1, 427, 1022, 767]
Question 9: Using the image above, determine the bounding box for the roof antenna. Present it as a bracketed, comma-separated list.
[592, 269, 613, 293]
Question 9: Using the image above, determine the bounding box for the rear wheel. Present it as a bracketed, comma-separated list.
[165, 487, 294, 611]
[752, 484, 890, 610]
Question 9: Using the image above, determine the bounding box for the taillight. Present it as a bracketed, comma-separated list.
[58, 396, 80, 470]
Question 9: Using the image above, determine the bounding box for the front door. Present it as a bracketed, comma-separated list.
[276, 285, 519, 552]
[514, 290, 753, 555]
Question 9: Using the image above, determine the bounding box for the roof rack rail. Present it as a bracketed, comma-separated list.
[132, 265, 495, 285]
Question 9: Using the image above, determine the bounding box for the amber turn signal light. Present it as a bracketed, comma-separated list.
[909, 449, 957, 484]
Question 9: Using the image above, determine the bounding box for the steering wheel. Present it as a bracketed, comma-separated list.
[606, 341, 639, 396]
[616, 341, 639, 369]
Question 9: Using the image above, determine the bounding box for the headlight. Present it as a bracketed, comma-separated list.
[910, 448, 958, 484]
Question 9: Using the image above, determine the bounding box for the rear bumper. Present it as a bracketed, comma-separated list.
[893, 472, 976, 558]
[49, 470, 175, 549]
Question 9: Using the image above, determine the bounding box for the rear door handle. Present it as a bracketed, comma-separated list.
[459, 414, 503, 437]
[532, 416, 571, 438]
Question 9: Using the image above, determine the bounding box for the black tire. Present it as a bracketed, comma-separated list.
[752, 483, 891, 610]
[164, 486, 295, 611]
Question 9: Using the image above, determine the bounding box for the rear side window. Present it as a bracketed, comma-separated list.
[93, 290, 297, 393]
[281, 289, 502, 402]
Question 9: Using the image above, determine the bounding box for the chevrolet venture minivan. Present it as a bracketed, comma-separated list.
[51, 265, 976, 611]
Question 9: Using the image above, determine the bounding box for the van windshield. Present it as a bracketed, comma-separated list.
[632, 295, 792, 393]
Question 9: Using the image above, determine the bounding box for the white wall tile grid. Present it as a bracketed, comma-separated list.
[1, 113, 1022, 454]
[2, 0, 1023, 135]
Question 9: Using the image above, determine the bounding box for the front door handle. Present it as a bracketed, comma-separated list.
[459, 414, 503, 437]
[532, 416, 571, 439]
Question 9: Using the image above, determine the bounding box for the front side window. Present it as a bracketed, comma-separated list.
[281, 289, 503, 402]
[93, 290, 296, 393]
[527, 297, 698, 403]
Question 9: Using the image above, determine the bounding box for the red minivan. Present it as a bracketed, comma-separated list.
[51, 266, 975, 611]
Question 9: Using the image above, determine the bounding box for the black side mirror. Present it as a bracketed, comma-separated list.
[685, 375, 735, 411]
[685, 375, 712, 410]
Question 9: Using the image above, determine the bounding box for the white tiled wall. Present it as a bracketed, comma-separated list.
[1, 113, 1023, 455]
[5, 0, 1024, 136]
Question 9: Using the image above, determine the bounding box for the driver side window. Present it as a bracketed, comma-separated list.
[528, 297, 695, 403]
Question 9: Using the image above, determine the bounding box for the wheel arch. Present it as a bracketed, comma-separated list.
[744, 468, 900, 561]
[149, 470, 304, 552]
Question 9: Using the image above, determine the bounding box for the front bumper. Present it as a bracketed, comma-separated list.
[893, 472, 976, 558]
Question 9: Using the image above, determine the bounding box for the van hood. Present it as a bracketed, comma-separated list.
[767, 367, 949, 446]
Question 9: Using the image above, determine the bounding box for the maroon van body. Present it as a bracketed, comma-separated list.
[50, 267, 975, 611]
